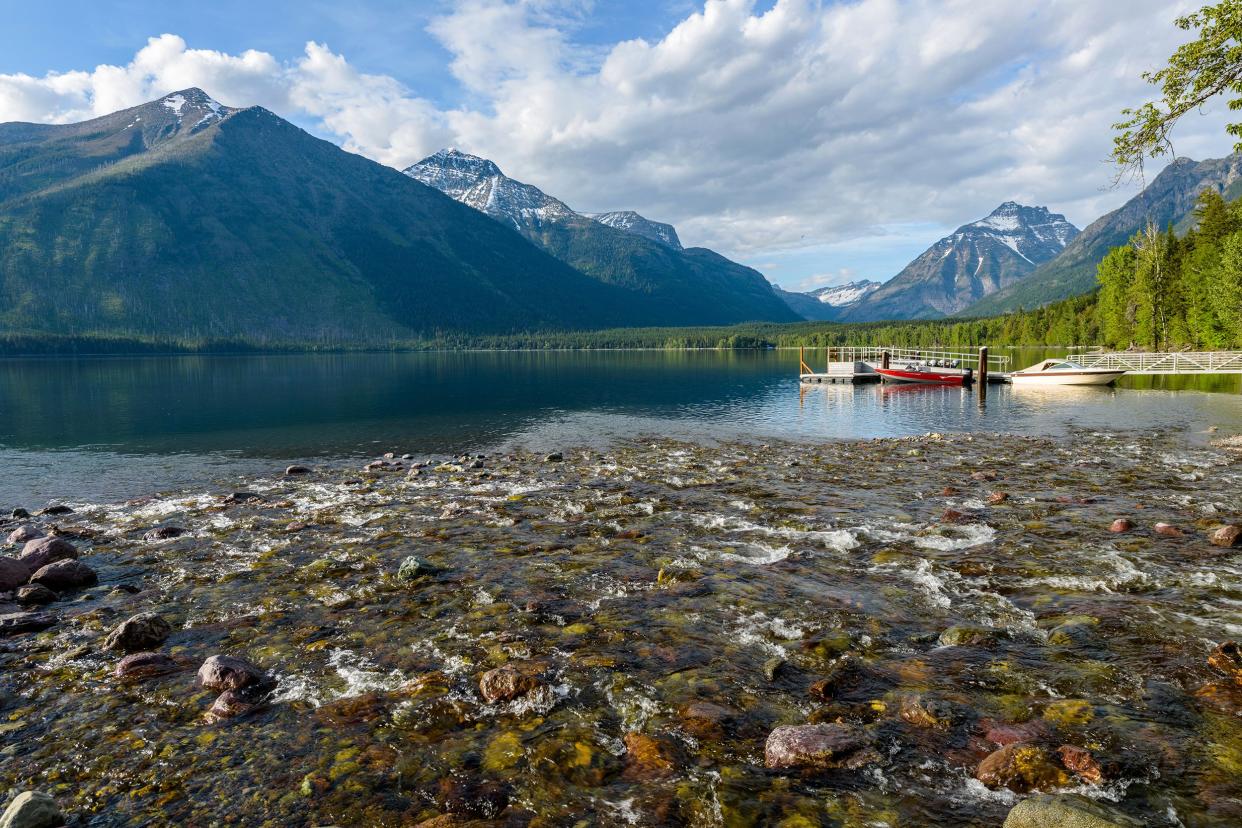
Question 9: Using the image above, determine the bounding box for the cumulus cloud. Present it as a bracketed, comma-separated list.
[0, 1, 1234, 287]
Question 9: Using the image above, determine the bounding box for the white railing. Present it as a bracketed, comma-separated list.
[1065, 349, 1242, 374]
[830, 346, 1010, 371]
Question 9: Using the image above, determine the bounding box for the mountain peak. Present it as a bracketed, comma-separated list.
[408, 148, 504, 184]
[589, 210, 683, 250]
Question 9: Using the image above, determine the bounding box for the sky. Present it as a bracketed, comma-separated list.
[0, 0, 1234, 291]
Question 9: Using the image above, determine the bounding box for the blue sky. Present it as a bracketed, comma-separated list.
[0, 1, 1228, 290]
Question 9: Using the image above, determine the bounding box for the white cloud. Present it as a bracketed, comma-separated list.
[0, 2, 1234, 288]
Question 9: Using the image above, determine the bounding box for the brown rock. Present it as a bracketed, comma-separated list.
[15, 584, 57, 605]
[29, 559, 96, 591]
[18, 536, 78, 571]
[1108, 518, 1133, 533]
[5, 525, 43, 545]
[0, 556, 32, 591]
[622, 731, 683, 780]
[1208, 641, 1242, 681]
[1154, 522, 1183, 538]
[1057, 744, 1103, 784]
[197, 654, 273, 692]
[941, 486, 961, 497]
[984, 720, 1049, 747]
[764, 723, 873, 770]
[1210, 524, 1242, 549]
[116, 651, 179, 680]
[971, 470, 997, 481]
[942, 508, 974, 524]
[205, 689, 263, 722]
[103, 612, 172, 653]
[679, 700, 736, 739]
[976, 743, 1069, 793]
[898, 694, 955, 729]
[987, 492, 1010, 505]
[478, 662, 542, 703]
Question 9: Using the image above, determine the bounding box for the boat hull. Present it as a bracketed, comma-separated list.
[876, 368, 969, 386]
[1009, 371, 1124, 386]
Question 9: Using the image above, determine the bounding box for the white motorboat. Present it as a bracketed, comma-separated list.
[1008, 358, 1125, 386]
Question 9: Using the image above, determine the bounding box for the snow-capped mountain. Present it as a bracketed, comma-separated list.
[404, 149, 577, 232]
[840, 202, 1080, 321]
[402, 149, 799, 325]
[809, 280, 881, 306]
[589, 211, 682, 250]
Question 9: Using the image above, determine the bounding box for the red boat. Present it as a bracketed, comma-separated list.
[876, 364, 972, 385]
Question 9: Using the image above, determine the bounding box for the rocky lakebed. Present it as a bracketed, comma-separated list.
[1, 430, 1241, 827]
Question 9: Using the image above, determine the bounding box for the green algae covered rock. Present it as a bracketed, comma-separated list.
[1002, 794, 1145, 828]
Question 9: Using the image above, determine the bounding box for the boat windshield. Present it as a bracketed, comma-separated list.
[1043, 361, 1085, 371]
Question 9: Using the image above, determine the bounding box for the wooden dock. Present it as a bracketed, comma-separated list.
[799, 346, 1010, 385]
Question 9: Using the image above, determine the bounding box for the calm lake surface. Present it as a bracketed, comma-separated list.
[1, 348, 1239, 506]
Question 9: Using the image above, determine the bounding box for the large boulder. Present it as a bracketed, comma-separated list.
[5, 526, 42, 546]
[0, 791, 63, 828]
[18, 537, 77, 572]
[1002, 794, 1146, 827]
[29, 560, 96, 592]
[103, 613, 172, 653]
[0, 558, 31, 592]
[763, 723, 874, 770]
[197, 655, 273, 693]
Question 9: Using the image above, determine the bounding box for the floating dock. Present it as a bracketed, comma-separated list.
[799, 346, 1012, 385]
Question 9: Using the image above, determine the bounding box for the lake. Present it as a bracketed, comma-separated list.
[1, 348, 1239, 507]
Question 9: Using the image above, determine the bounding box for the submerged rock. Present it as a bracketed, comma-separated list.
[104, 613, 172, 653]
[1002, 794, 1145, 827]
[0, 612, 57, 636]
[1153, 522, 1183, 538]
[284, 465, 312, 476]
[987, 491, 1010, 505]
[18, 537, 77, 572]
[115, 652, 179, 680]
[1057, 744, 1103, 784]
[197, 655, 273, 693]
[205, 689, 263, 723]
[1108, 518, 1133, 533]
[1210, 524, 1242, 548]
[479, 663, 543, 703]
[142, 526, 185, 541]
[938, 625, 1006, 648]
[622, 731, 683, 780]
[1208, 641, 1242, 681]
[29, 560, 96, 592]
[0, 557, 31, 591]
[0, 791, 63, 828]
[39, 505, 73, 516]
[221, 492, 262, 505]
[763, 723, 873, 770]
[397, 556, 442, 582]
[976, 743, 1068, 793]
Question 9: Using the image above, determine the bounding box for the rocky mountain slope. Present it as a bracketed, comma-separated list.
[962, 154, 1242, 316]
[405, 150, 798, 326]
[841, 203, 1078, 321]
[0, 90, 655, 343]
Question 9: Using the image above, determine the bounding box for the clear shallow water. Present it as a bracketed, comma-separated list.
[0, 349, 1239, 506]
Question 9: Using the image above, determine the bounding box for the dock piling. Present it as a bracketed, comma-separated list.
[977, 346, 989, 388]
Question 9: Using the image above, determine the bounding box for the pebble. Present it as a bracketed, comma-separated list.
[197, 655, 273, 693]
[397, 556, 441, 582]
[18, 537, 78, 572]
[1002, 794, 1145, 827]
[764, 723, 874, 770]
[543, 452, 564, 463]
[115, 652, 179, 680]
[987, 491, 1010, 505]
[971, 470, 997, 481]
[1153, 522, 1183, 538]
[284, 465, 312, 476]
[103, 612, 172, 653]
[205, 689, 261, 723]
[1057, 744, 1103, 784]
[0, 790, 63, 828]
[29, 560, 96, 592]
[1108, 518, 1133, 533]
[221, 492, 262, 505]
[39, 505, 73, 516]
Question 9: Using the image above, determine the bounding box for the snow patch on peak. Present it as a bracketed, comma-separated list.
[162, 94, 186, 116]
[590, 210, 683, 250]
[809, 280, 882, 306]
